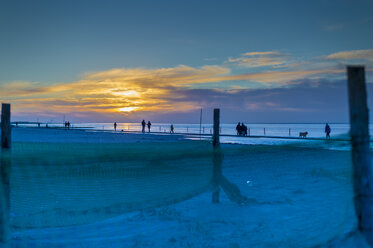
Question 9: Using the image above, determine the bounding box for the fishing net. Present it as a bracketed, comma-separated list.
[6, 141, 214, 229]
[0, 138, 360, 247]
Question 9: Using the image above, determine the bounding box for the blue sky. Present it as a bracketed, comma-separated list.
[1, 0, 373, 123]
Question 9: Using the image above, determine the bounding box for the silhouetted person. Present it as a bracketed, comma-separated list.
[147, 121, 151, 132]
[114, 122, 117, 131]
[141, 120, 146, 132]
[38, 123, 40, 127]
[242, 123, 248, 136]
[236, 122, 241, 135]
[325, 123, 331, 139]
[170, 124, 174, 133]
[240, 123, 246, 136]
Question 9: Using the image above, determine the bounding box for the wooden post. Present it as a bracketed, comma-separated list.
[347, 66, 373, 246]
[1, 104, 11, 149]
[212, 109, 221, 203]
[1, 103, 11, 246]
[199, 108, 202, 136]
[213, 109, 220, 147]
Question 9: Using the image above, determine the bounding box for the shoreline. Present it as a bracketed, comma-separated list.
[10, 125, 355, 142]
[8, 126, 190, 144]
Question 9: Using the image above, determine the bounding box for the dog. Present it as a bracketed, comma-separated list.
[299, 132, 308, 138]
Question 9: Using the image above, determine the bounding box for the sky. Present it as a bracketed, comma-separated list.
[1, 0, 373, 124]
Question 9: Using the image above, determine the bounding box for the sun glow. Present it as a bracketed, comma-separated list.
[119, 106, 139, 112]
[112, 90, 140, 97]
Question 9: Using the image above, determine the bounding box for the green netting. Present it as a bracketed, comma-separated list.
[5, 141, 214, 229]
[0, 140, 362, 247]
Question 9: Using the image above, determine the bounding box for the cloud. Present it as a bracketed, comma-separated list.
[84, 65, 230, 86]
[4, 49, 372, 122]
[241, 51, 282, 56]
[228, 51, 288, 68]
[326, 49, 373, 61]
[0, 81, 52, 97]
[1, 66, 233, 119]
[219, 68, 343, 84]
[146, 78, 373, 123]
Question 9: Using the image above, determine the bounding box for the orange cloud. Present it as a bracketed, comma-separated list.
[219, 68, 344, 84]
[228, 51, 288, 68]
[326, 49, 373, 61]
[1, 65, 231, 116]
[2, 51, 364, 119]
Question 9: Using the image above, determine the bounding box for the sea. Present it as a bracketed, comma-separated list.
[16, 122, 373, 150]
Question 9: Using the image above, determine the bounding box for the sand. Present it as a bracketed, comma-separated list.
[0, 127, 367, 247]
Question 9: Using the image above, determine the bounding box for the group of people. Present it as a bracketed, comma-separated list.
[236, 122, 248, 136]
[141, 120, 152, 132]
[111, 121, 332, 138]
[64, 121, 71, 128]
[113, 121, 175, 133]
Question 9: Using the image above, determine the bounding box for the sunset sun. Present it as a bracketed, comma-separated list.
[118, 106, 139, 112]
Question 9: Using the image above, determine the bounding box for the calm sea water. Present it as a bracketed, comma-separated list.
[18, 122, 372, 149]
[24, 122, 356, 137]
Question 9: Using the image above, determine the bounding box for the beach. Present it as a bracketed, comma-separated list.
[0, 126, 364, 247]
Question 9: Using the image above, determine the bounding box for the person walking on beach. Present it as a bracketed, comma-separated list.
[242, 123, 248, 136]
[325, 123, 331, 139]
[147, 121, 152, 132]
[170, 124, 174, 133]
[114, 122, 117, 131]
[141, 120, 146, 133]
[240, 123, 246, 136]
[236, 122, 241, 135]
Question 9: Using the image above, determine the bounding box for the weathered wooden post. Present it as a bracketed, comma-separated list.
[199, 108, 202, 137]
[347, 66, 373, 246]
[213, 109, 220, 147]
[212, 108, 222, 203]
[1, 103, 11, 247]
[1, 104, 11, 149]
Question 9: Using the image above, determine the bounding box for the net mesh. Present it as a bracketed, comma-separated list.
[8, 141, 214, 229]
[0, 140, 359, 247]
